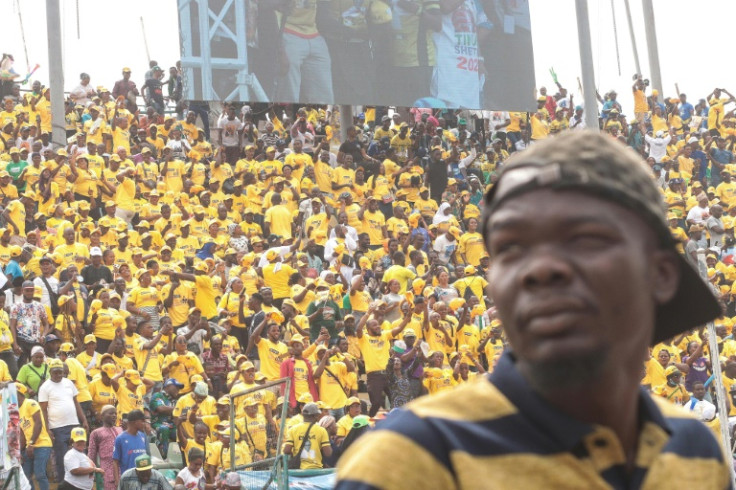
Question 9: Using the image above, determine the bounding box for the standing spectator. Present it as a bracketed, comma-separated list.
[111, 68, 138, 114]
[217, 106, 243, 165]
[642, 125, 672, 163]
[112, 409, 149, 487]
[356, 304, 411, 416]
[17, 382, 52, 490]
[201, 335, 229, 397]
[142, 67, 165, 116]
[280, 335, 320, 408]
[39, 358, 89, 481]
[706, 204, 726, 248]
[87, 405, 122, 490]
[33, 256, 59, 311]
[10, 280, 50, 365]
[166, 67, 183, 119]
[61, 427, 103, 490]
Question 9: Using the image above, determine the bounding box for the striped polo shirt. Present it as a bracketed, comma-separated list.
[336, 353, 731, 489]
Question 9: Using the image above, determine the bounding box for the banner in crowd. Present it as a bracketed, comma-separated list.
[0, 384, 20, 471]
[177, 0, 535, 110]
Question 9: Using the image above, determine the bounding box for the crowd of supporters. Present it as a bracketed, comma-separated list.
[0, 62, 734, 489]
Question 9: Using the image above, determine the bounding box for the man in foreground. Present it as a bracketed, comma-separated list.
[336, 131, 730, 488]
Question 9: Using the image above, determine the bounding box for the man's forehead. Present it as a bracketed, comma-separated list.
[487, 188, 633, 232]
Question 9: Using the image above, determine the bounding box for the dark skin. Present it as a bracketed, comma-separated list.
[40, 367, 89, 440]
[17, 392, 44, 457]
[485, 189, 679, 471]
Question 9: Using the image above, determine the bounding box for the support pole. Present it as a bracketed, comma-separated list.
[340, 105, 353, 144]
[46, 0, 66, 149]
[575, 0, 599, 131]
[641, 0, 663, 96]
[697, 249, 736, 487]
[141, 17, 151, 65]
[623, 0, 641, 75]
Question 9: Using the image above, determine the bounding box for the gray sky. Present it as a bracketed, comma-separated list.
[2, 0, 734, 114]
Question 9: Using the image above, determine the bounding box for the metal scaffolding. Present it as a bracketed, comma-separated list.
[178, 0, 268, 102]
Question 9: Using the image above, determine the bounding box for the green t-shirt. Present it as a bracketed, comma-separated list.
[17, 362, 49, 395]
[5, 160, 28, 191]
[306, 298, 342, 341]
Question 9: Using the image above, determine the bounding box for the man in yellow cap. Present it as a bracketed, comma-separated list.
[652, 365, 690, 406]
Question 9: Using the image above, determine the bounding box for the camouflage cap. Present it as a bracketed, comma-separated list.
[482, 130, 719, 344]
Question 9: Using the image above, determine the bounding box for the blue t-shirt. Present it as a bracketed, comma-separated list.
[679, 102, 694, 121]
[112, 430, 148, 475]
[5, 260, 22, 281]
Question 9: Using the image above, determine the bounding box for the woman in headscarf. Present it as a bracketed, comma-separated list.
[228, 223, 249, 253]
[432, 202, 459, 234]
[16, 346, 48, 399]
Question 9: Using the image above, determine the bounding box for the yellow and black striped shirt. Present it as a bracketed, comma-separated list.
[336, 353, 731, 489]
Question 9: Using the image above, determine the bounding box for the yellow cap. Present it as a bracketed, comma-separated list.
[71, 427, 87, 442]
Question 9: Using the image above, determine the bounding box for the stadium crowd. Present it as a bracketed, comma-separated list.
[0, 63, 734, 489]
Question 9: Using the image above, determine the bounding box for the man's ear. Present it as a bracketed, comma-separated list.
[651, 249, 680, 306]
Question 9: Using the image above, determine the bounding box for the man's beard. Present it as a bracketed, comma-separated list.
[522, 345, 611, 393]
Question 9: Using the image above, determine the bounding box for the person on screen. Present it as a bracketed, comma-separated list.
[375, 0, 441, 106]
[430, 0, 488, 109]
[274, 0, 334, 104]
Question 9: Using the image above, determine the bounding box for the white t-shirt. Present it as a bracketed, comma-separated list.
[644, 134, 671, 163]
[38, 378, 79, 428]
[433, 234, 457, 265]
[257, 245, 292, 268]
[64, 448, 95, 490]
[489, 111, 510, 131]
[686, 205, 710, 225]
[217, 116, 244, 147]
[176, 466, 205, 490]
[33, 276, 59, 309]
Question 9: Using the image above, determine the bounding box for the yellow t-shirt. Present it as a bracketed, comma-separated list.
[128, 286, 161, 308]
[293, 359, 311, 400]
[286, 422, 331, 469]
[243, 413, 269, 455]
[262, 263, 296, 300]
[256, 339, 289, 381]
[173, 393, 217, 439]
[18, 399, 53, 448]
[264, 205, 293, 239]
[318, 361, 348, 409]
[362, 210, 385, 246]
[358, 331, 393, 373]
[133, 337, 164, 382]
[88, 307, 121, 341]
[76, 351, 102, 379]
[88, 377, 118, 415]
[205, 440, 252, 470]
[163, 352, 204, 394]
[64, 357, 92, 403]
[382, 265, 416, 294]
[116, 383, 146, 421]
[194, 275, 219, 318]
[458, 232, 485, 266]
[633, 89, 648, 113]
